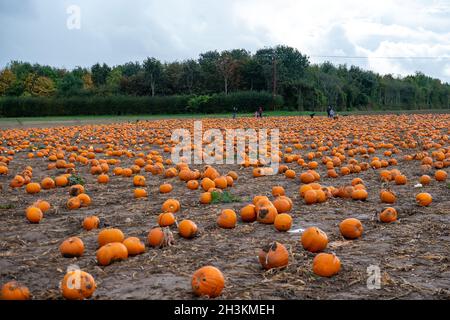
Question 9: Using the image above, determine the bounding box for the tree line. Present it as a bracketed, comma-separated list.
[0, 45, 449, 114]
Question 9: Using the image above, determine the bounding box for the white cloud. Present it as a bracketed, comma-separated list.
[0, 0, 449, 82]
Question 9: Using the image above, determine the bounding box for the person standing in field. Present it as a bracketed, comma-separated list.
[327, 105, 332, 118]
[232, 106, 238, 119]
[258, 106, 263, 118]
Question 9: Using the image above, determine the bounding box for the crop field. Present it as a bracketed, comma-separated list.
[0, 114, 449, 300]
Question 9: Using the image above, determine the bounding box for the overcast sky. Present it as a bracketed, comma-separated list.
[1, 0, 449, 82]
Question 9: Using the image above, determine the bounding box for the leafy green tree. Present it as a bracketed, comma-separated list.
[143, 57, 163, 96]
[91, 63, 111, 87]
[58, 72, 83, 96]
[0, 69, 16, 96]
[24, 73, 56, 97]
[106, 67, 123, 91]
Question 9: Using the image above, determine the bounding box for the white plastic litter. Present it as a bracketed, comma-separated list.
[288, 228, 305, 234]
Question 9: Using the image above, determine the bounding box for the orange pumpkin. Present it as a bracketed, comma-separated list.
[123, 237, 145, 255]
[159, 183, 173, 194]
[258, 241, 289, 270]
[97, 174, 109, 184]
[187, 180, 199, 190]
[147, 227, 174, 248]
[301, 227, 328, 252]
[133, 175, 146, 187]
[158, 212, 176, 227]
[191, 266, 225, 298]
[178, 220, 198, 239]
[255, 199, 278, 224]
[98, 228, 125, 247]
[25, 182, 41, 194]
[199, 192, 212, 204]
[69, 184, 85, 196]
[1, 281, 31, 300]
[217, 209, 237, 229]
[274, 213, 292, 232]
[419, 175, 431, 185]
[25, 206, 43, 224]
[380, 190, 396, 204]
[134, 188, 148, 198]
[435, 170, 447, 182]
[313, 253, 341, 277]
[240, 204, 257, 223]
[61, 269, 96, 300]
[96, 242, 128, 266]
[272, 186, 285, 197]
[351, 189, 368, 201]
[67, 197, 81, 210]
[40, 177, 55, 189]
[82, 216, 100, 231]
[380, 207, 398, 223]
[77, 193, 91, 207]
[59, 237, 85, 258]
[33, 200, 50, 213]
[273, 196, 292, 213]
[416, 193, 432, 206]
[162, 199, 180, 213]
[339, 218, 363, 239]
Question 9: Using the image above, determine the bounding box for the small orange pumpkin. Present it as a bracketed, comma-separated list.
[134, 188, 148, 198]
[69, 184, 85, 196]
[98, 228, 125, 247]
[301, 227, 328, 253]
[82, 216, 100, 231]
[61, 270, 96, 300]
[158, 212, 176, 227]
[240, 204, 257, 223]
[191, 266, 225, 298]
[416, 193, 432, 206]
[178, 220, 198, 239]
[147, 227, 174, 248]
[380, 207, 398, 223]
[59, 237, 85, 257]
[67, 197, 81, 210]
[77, 193, 91, 207]
[162, 199, 180, 213]
[258, 241, 289, 270]
[274, 213, 292, 232]
[217, 209, 237, 229]
[25, 206, 43, 224]
[123, 237, 145, 255]
[96, 242, 128, 266]
[380, 190, 396, 204]
[1, 281, 31, 300]
[339, 218, 364, 239]
[272, 186, 285, 197]
[25, 182, 41, 194]
[435, 170, 447, 182]
[312, 253, 341, 277]
[33, 200, 50, 213]
[199, 192, 212, 204]
[133, 175, 146, 187]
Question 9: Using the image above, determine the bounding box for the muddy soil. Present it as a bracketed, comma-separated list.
[0, 117, 449, 300]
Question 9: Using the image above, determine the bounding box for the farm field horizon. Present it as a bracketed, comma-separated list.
[1, 0, 450, 309]
[0, 113, 449, 300]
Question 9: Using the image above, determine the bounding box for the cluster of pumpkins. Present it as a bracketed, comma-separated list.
[1, 115, 449, 300]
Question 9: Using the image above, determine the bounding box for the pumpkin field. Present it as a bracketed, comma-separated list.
[0, 114, 449, 300]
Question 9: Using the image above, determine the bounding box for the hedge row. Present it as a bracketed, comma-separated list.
[0, 91, 283, 117]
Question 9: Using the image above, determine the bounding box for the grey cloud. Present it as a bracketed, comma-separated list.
[0, 0, 448, 83]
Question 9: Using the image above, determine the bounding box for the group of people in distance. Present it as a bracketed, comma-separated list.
[231, 105, 336, 119]
[232, 106, 263, 119]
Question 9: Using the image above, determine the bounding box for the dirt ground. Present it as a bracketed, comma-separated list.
[0, 116, 449, 300]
